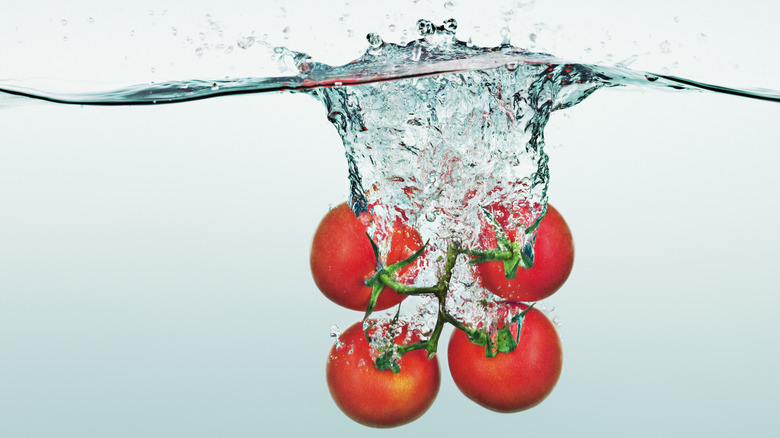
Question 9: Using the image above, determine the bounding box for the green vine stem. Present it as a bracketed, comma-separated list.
[362, 209, 547, 372]
[365, 237, 539, 371]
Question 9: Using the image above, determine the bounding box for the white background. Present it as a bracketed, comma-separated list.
[2, 1, 779, 437]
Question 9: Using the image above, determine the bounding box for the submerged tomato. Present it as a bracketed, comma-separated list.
[447, 302, 562, 413]
[310, 202, 423, 311]
[477, 203, 574, 302]
[326, 320, 440, 428]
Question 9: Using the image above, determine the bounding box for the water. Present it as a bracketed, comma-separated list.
[2, 18, 778, 331]
[4, 7, 780, 437]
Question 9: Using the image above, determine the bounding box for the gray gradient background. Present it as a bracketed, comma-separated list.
[2, 1, 779, 437]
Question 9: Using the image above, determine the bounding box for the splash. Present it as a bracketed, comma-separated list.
[1, 19, 778, 330]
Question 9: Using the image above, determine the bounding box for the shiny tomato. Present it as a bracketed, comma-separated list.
[447, 302, 562, 412]
[477, 203, 574, 302]
[310, 202, 423, 311]
[326, 320, 440, 428]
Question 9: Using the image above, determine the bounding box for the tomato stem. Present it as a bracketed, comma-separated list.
[370, 237, 529, 371]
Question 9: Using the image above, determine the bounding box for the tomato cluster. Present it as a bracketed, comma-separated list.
[310, 201, 574, 427]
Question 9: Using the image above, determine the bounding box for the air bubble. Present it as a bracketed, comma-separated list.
[388, 24, 397, 32]
[283, 26, 291, 39]
[195, 47, 204, 56]
[412, 46, 422, 61]
[171, 27, 178, 36]
[444, 1, 455, 8]
[211, 83, 219, 90]
[87, 17, 95, 24]
[60, 19, 68, 26]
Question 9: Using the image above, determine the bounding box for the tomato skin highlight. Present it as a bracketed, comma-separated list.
[447, 303, 562, 413]
[326, 321, 441, 428]
[310, 202, 422, 311]
[477, 203, 574, 302]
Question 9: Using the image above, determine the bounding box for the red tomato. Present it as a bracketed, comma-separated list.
[447, 302, 562, 413]
[477, 203, 574, 302]
[326, 320, 440, 428]
[310, 202, 423, 311]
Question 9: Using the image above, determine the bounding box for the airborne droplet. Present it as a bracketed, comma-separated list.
[367, 32, 384, 48]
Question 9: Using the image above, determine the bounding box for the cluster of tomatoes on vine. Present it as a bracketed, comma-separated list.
[310, 200, 574, 428]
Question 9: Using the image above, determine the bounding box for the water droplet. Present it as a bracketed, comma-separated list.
[367, 32, 384, 48]
[500, 26, 511, 44]
[388, 24, 397, 32]
[346, 29, 354, 38]
[329, 325, 341, 338]
[529, 33, 537, 43]
[444, 0, 455, 8]
[87, 17, 95, 24]
[211, 83, 219, 90]
[60, 19, 68, 26]
[505, 62, 518, 72]
[237, 35, 255, 50]
[501, 9, 515, 22]
[674, 16, 680, 23]
[195, 47, 204, 56]
[334, 81, 343, 88]
[645, 74, 659, 82]
[659, 40, 671, 54]
[417, 19, 435, 36]
[443, 18, 457, 32]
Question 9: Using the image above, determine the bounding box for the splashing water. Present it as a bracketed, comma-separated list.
[1, 19, 778, 332]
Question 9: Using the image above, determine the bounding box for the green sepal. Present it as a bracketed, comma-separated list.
[502, 247, 522, 280]
[385, 239, 429, 275]
[366, 232, 381, 265]
[363, 321, 376, 343]
[374, 349, 401, 373]
[463, 304, 534, 357]
[363, 282, 385, 320]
